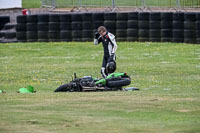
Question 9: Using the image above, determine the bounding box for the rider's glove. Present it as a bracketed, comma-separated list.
[94, 32, 100, 39]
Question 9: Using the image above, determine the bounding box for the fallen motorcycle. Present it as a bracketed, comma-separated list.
[54, 72, 131, 92]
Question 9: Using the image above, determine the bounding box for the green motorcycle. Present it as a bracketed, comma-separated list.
[54, 72, 131, 92]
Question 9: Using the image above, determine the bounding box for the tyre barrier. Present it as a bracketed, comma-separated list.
[173, 29, 184, 38]
[173, 12, 184, 21]
[27, 31, 38, 42]
[38, 31, 48, 39]
[127, 29, 138, 41]
[27, 15, 38, 23]
[60, 30, 72, 41]
[60, 22, 71, 30]
[49, 22, 60, 30]
[150, 12, 161, 21]
[49, 14, 60, 22]
[150, 29, 161, 38]
[161, 21, 172, 29]
[116, 29, 127, 38]
[93, 21, 104, 29]
[60, 14, 71, 22]
[173, 29, 184, 43]
[15, 12, 200, 44]
[150, 21, 161, 29]
[82, 13, 93, 21]
[139, 29, 149, 38]
[128, 12, 138, 20]
[72, 14, 82, 22]
[108, 29, 116, 35]
[184, 13, 196, 21]
[104, 21, 116, 29]
[48, 30, 60, 39]
[4, 23, 15, 30]
[38, 14, 49, 22]
[27, 23, 38, 31]
[117, 21, 127, 29]
[138, 12, 149, 21]
[0, 16, 10, 30]
[173, 21, 184, 29]
[161, 29, 172, 38]
[38, 23, 49, 31]
[117, 13, 128, 21]
[184, 21, 195, 30]
[82, 30, 93, 38]
[4, 32, 16, 39]
[161, 37, 173, 42]
[16, 32, 26, 40]
[128, 20, 138, 29]
[149, 38, 161, 42]
[17, 16, 26, 23]
[138, 21, 149, 29]
[72, 30, 82, 41]
[93, 13, 104, 21]
[161, 12, 173, 21]
[0, 32, 4, 38]
[0, 25, 4, 31]
[71, 22, 82, 30]
[127, 37, 138, 42]
[184, 30, 196, 43]
[82, 29, 93, 41]
[196, 30, 200, 38]
[196, 38, 200, 44]
[16, 23, 26, 31]
[139, 37, 149, 42]
[116, 29, 127, 41]
[82, 21, 93, 29]
[127, 29, 138, 37]
[104, 13, 116, 21]
[0, 16, 10, 24]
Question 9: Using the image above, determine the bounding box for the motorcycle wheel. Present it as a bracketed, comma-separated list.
[107, 77, 131, 88]
[54, 83, 72, 92]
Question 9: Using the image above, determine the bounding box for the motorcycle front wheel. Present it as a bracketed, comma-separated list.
[54, 83, 73, 92]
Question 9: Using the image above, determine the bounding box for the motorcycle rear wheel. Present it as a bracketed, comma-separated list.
[107, 77, 131, 88]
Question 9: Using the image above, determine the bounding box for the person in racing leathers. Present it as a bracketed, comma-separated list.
[94, 26, 118, 78]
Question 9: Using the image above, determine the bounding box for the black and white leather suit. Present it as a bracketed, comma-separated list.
[94, 32, 118, 78]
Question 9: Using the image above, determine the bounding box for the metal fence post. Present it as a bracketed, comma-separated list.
[110, 0, 121, 12]
[141, 0, 151, 12]
[50, 0, 56, 11]
[175, 0, 186, 12]
[176, 0, 181, 8]
[112, 0, 115, 9]
[79, 0, 82, 7]
[141, 0, 146, 7]
[41, 0, 44, 7]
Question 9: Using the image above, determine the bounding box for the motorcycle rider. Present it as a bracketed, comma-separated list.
[94, 26, 118, 78]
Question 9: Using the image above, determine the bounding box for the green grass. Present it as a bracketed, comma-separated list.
[22, 0, 41, 8]
[0, 42, 200, 133]
[22, 0, 199, 8]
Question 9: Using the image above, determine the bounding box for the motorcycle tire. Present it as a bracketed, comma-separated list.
[107, 77, 131, 88]
[54, 83, 73, 92]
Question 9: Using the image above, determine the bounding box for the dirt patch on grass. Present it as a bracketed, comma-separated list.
[176, 109, 191, 112]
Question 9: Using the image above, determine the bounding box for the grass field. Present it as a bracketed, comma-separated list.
[0, 42, 200, 133]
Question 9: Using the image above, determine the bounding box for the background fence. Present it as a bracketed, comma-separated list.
[41, 0, 200, 11]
